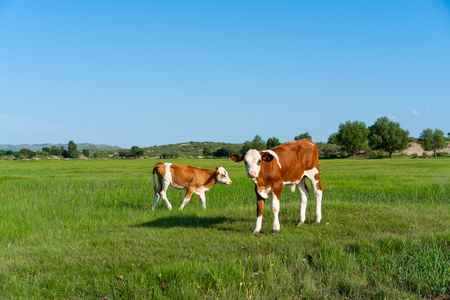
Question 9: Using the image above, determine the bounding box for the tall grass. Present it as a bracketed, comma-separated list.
[0, 158, 448, 299]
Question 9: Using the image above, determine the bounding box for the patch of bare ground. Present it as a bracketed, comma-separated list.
[403, 141, 450, 156]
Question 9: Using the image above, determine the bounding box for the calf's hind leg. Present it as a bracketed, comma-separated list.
[297, 177, 308, 226]
[311, 177, 323, 224]
[159, 181, 173, 210]
[152, 193, 160, 210]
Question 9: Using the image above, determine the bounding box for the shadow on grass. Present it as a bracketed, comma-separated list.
[134, 216, 229, 229]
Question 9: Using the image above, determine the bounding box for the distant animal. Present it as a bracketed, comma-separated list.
[152, 162, 232, 210]
[230, 139, 323, 233]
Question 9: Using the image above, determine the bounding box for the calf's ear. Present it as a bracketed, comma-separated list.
[261, 152, 274, 162]
[229, 153, 244, 162]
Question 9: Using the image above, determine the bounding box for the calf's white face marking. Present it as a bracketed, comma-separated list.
[244, 149, 262, 179]
[216, 167, 232, 185]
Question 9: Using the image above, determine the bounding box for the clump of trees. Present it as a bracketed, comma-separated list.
[368, 117, 409, 158]
[147, 141, 241, 158]
[328, 117, 447, 159]
[212, 147, 234, 158]
[335, 120, 369, 159]
[119, 146, 144, 158]
[330, 118, 410, 158]
[239, 135, 267, 154]
[419, 128, 447, 158]
[294, 132, 312, 140]
[266, 137, 281, 148]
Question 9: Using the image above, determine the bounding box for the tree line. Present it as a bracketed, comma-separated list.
[0, 141, 86, 159]
[0, 141, 141, 160]
[210, 116, 448, 159]
[1, 117, 448, 160]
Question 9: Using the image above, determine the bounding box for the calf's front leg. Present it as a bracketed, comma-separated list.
[198, 192, 207, 209]
[271, 185, 282, 234]
[253, 193, 265, 234]
[179, 188, 194, 210]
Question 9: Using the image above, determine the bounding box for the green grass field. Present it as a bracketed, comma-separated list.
[0, 158, 449, 299]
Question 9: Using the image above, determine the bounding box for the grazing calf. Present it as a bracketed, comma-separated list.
[230, 139, 323, 233]
[152, 162, 232, 210]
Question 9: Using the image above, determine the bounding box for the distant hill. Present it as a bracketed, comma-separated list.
[0, 143, 121, 151]
[145, 141, 242, 158]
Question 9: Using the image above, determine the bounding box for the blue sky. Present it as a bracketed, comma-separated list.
[0, 1, 449, 148]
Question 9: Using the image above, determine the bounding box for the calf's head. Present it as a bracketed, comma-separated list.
[215, 167, 232, 185]
[230, 150, 274, 179]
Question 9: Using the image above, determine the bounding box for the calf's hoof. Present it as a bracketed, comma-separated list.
[296, 221, 304, 227]
[272, 229, 280, 234]
[315, 219, 321, 224]
[252, 230, 260, 234]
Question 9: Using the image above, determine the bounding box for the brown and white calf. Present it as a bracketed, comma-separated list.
[230, 139, 323, 233]
[152, 162, 232, 210]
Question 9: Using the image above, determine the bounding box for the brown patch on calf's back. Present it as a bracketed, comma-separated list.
[170, 163, 218, 189]
[169, 164, 193, 188]
[153, 162, 166, 177]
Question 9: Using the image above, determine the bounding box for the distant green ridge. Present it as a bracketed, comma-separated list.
[0, 143, 122, 151]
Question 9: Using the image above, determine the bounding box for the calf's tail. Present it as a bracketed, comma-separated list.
[152, 166, 158, 191]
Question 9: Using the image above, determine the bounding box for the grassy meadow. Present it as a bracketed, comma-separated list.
[0, 158, 449, 299]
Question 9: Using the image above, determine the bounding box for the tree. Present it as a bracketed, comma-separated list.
[68, 141, 79, 158]
[419, 128, 446, 158]
[42, 147, 51, 154]
[130, 146, 144, 158]
[213, 147, 233, 157]
[368, 117, 409, 158]
[20, 148, 36, 159]
[119, 149, 130, 158]
[203, 147, 213, 157]
[266, 137, 281, 149]
[315, 142, 342, 158]
[336, 120, 368, 158]
[61, 149, 70, 158]
[240, 135, 266, 154]
[50, 146, 62, 156]
[327, 132, 339, 145]
[82, 149, 90, 158]
[295, 132, 312, 140]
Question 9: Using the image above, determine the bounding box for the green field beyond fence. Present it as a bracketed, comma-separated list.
[0, 158, 449, 299]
